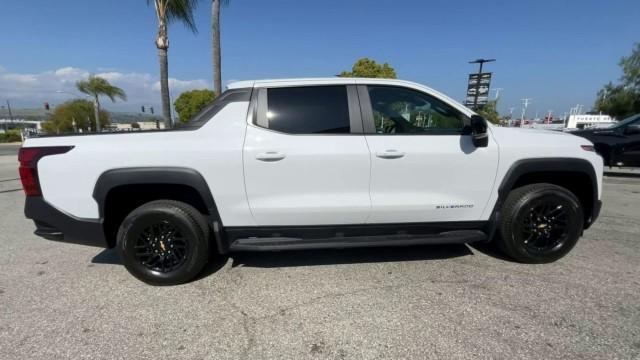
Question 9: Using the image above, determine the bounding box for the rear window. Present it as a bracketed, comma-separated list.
[180, 88, 251, 129]
[265, 86, 350, 134]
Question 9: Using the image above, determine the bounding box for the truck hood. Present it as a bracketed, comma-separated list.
[489, 126, 594, 149]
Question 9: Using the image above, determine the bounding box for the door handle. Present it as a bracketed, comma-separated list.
[376, 150, 406, 159]
[256, 151, 286, 162]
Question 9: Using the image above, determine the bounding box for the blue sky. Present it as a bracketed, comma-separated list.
[0, 0, 638, 117]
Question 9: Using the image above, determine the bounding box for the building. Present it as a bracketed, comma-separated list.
[105, 121, 165, 131]
[0, 118, 42, 132]
[566, 114, 614, 129]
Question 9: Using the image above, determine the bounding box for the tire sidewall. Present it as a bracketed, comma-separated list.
[503, 186, 584, 263]
[117, 206, 207, 285]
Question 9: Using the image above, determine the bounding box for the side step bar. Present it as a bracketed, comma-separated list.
[229, 230, 486, 252]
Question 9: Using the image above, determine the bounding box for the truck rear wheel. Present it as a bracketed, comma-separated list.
[497, 183, 584, 263]
[116, 200, 210, 285]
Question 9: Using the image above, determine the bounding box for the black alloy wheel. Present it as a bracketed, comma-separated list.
[134, 220, 189, 273]
[498, 183, 584, 263]
[519, 198, 570, 254]
[117, 200, 210, 285]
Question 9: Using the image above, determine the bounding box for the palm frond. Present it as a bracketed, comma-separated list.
[76, 75, 127, 102]
[104, 86, 127, 102]
[166, 0, 199, 33]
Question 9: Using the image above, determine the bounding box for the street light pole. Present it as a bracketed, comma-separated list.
[468, 58, 495, 110]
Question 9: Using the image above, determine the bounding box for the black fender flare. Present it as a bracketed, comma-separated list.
[486, 157, 600, 238]
[92, 167, 219, 221]
[497, 158, 597, 204]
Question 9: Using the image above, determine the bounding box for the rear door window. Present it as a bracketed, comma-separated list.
[264, 86, 351, 134]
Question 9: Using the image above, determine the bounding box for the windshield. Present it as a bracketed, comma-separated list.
[610, 113, 640, 128]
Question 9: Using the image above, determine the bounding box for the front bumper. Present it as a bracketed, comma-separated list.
[24, 197, 107, 247]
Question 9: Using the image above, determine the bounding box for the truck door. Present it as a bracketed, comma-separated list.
[358, 84, 499, 223]
[243, 84, 371, 226]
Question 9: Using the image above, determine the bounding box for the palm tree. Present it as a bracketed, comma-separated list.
[211, 0, 228, 95]
[76, 75, 127, 132]
[148, 0, 199, 128]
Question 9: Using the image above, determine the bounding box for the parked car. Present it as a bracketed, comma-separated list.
[572, 114, 640, 167]
[19, 78, 603, 285]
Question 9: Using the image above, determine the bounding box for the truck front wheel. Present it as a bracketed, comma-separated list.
[116, 200, 210, 285]
[497, 183, 584, 263]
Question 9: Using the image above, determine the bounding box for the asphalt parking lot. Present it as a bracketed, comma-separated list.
[1, 150, 639, 360]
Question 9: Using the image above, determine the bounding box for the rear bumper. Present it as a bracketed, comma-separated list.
[24, 197, 107, 247]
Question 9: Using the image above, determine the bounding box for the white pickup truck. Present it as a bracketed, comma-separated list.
[20, 78, 603, 285]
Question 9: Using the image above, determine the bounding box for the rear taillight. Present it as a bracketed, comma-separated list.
[18, 146, 74, 196]
[581, 145, 595, 152]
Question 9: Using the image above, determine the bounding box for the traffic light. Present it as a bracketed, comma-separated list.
[141, 106, 145, 113]
[44, 102, 50, 111]
[150, 107, 154, 114]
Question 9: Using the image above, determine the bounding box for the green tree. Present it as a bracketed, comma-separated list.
[476, 100, 500, 124]
[174, 89, 217, 123]
[211, 0, 229, 95]
[76, 75, 126, 132]
[594, 83, 638, 120]
[41, 99, 110, 134]
[148, 0, 199, 128]
[595, 43, 640, 119]
[620, 43, 640, 90]
[339, 58, 397, 79]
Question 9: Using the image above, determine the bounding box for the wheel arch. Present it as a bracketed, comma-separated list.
[490, 158, 599, 233]
[93, 167, 222, 248]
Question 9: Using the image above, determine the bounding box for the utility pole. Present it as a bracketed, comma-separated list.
[0, 106, 5, 132]
[468, 58, 495, 110]
[6, 100, 13, 121]
[492, 88, 503, 101]
[508, 107, 515, 127]
[520, 98, 532, 127]
[601, 88, 608, 105]
[571, 104, 583, 115]
[3, 100, 14, 132]
[569, 105, 578, 116]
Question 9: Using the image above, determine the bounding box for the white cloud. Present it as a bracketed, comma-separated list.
[54, 67, 89, 81]
[152, 78, 209, 93]
[0, 65, 210, 111]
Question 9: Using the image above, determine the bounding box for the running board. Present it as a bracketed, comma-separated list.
[229, 230, 486, 252]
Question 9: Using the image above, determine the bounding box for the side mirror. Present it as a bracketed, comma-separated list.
[470, 115, 489, 147]
[624, 124, 640, 135]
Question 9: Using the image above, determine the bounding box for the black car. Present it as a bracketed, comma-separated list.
[572, 114, 640, 167]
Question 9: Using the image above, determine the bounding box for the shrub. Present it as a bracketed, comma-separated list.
[0, 129, 22, 143]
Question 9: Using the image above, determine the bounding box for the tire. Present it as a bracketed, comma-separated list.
[116, 200, 210, 285]
[497, 183, 584, 263]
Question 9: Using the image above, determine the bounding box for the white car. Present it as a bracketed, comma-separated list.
[20, 77, 603, 285]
